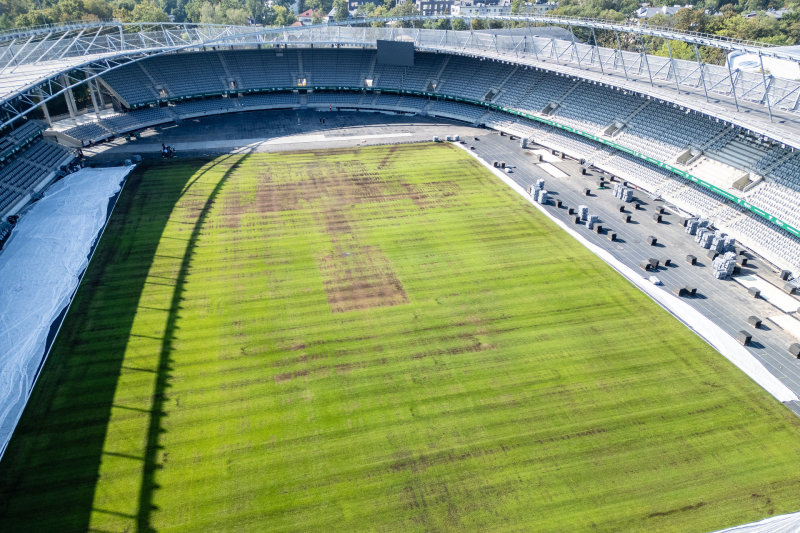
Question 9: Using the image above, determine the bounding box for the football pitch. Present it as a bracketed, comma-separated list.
[2, 142, 800, 531]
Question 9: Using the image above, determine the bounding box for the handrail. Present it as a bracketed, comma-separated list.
[0, 15, 788, 52]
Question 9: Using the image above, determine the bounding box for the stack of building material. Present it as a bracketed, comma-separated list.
[696, 228, 714, 249]
[612, 183, 634, 202]
[534, 189, 549, 204]
[712, 251, 738, 279]
[585, 214, 598, 230]
[578, 205, 589, 221]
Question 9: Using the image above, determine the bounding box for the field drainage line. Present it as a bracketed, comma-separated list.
[455, 142, 798, 404]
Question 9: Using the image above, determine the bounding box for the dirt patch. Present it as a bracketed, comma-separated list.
[318, 245, 408, 313]
[402, 181, 461, 209]
[647, 502, 706, 518]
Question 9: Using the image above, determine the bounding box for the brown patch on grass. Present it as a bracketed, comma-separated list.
[647, 502, 706, 518]
[402, 181, 461, 209]
[410, 339, 495, 360]
[318, 245, 408, 313]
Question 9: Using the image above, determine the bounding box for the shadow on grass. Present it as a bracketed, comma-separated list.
[137, 152, 247, 532]
[0, 153, 246, 532]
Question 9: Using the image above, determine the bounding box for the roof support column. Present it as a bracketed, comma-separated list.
[695, 44, 711, 105]
[88, 77, 101, 119]
[666, 39, 681, 94]
[60, 74, 78, 122]
[614, 31, 628, 81]
[95, 79, 106, 108]
[758, 51, 773, 122]
[37, 88, 51, 126]
[591, 27, 604, 75]
[637, 34, 654, 87]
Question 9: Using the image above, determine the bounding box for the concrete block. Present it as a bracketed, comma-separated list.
[653, 214, 662, 223]
[780, 270, 791, 281]
[617, 204, 626, 212]
[661, 258, 671, 267]
[784, 283, 797, 295]
[790, 343, 800, 358]
[686, 254, 697, 265]
[594, 225, 603, 234]
[583, 188, 591, 196]
[748, 286, 760, 298]
[737, 330, 752, 346]
[608, 232, 617, 242]
[554, 199, 563, 208]
[648, 258, 659, 269]
[646, 235, 657, 246]
[574, 216, 582, 224]
[622, 214, 631, 223]
[568, 207, 576, 215]
[640, 260, 652, 271]
[747, 316, 762, 328]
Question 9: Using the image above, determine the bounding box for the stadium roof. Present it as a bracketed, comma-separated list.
[1, 18, 799, 149]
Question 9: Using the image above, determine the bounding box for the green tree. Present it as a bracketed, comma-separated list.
[332, 0, 348, 20]
[130, 0, 169, 21]
[451, 17, 467, 31]
[271, 4, 297, 26]
[354, 2, 376, 17]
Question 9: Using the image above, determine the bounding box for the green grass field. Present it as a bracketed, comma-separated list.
[2, 143, 800, 532]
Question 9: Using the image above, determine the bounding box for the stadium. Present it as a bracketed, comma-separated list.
[1, 16, 800, 531]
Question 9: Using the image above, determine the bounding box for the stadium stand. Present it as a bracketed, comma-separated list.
[437, 56, 514, 101]
[707, 133, 774, 170]
[100, 107, 173, 135]
[0, 138, 73, 215]
[142, 53, 228, 98]
[218, 49, 297, 90]
[99, 64, 161, 107]
[90, 48, 800, 272]
[553, 83, 641, 133]
[238, 93, 301, 109]
[173, 98, 237, 119]
[307, 92, 364, 106]
[619, 105, 728, 159]
[515, 75, 577, 115]
[0, 121, 47, 163]
[63, 122, 111, 144]
[428, 100, 487, 123]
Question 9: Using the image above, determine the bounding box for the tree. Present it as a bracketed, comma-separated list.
[451, 17, 467, 31]
[271, 4, 297, 26]
[370, 4, 388, 26]
[355, 2, 376, 18]
[332, 0, 349, 20]
[389, 0, 418, 26]
[130, 0, 169, 21]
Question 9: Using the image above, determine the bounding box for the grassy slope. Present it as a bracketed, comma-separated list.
[2, 143, 800, 532]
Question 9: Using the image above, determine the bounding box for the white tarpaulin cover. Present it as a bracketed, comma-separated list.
[713, 510, 800, 532]
[0, 165, 131, 456]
